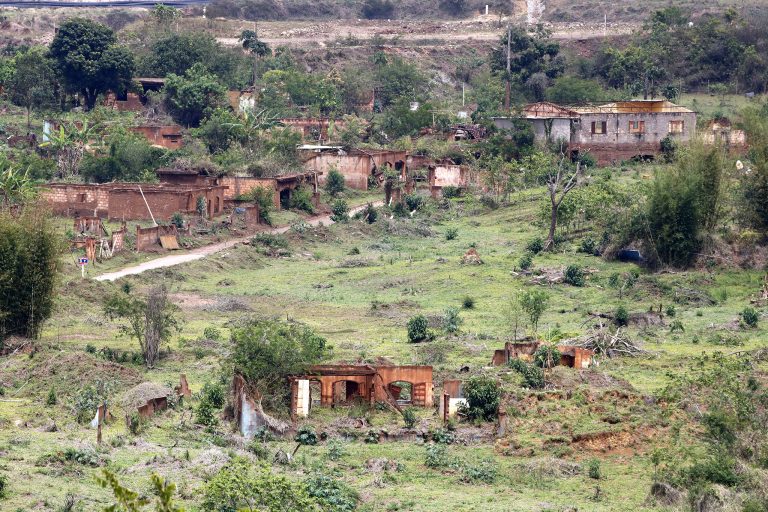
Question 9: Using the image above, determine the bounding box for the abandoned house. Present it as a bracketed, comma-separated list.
[301, 147, 408, 190]
[492, 341, 594, 369]
[218, 172, 320, 210]
[41, 181, 227, 221]
[103, 77, 165, 112]
[128, 124, 184, 150]
[122, 382, 173, 419]
[290, 364, 434, 419]
[493, 100, 697, 166]
[428, 162, 473, 198]
[702, 118, 747, 150]
[438, 379, 467, 422]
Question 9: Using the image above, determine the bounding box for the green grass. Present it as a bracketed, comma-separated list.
[1, 167, 766, 510]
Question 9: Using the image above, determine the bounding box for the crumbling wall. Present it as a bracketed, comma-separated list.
[129, 125, 183, 150]
[306, 153, 372, 190]
[135, 224, 178, 252]
[40, 184, 111, 217]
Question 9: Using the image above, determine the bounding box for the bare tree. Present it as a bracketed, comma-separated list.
[544, 149, 583, 251]
[104, 285, 179, 368]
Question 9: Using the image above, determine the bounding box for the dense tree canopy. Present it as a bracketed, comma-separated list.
[48, 18, 134, 109]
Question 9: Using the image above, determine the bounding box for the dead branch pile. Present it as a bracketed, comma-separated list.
[562, 324, 650, 358]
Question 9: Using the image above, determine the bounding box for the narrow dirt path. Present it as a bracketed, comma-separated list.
[95, 202, 383, 282]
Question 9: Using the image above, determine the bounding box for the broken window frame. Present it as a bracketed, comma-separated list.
[668, 120, 684, 134]
[629, 120, 645, 134]
[591, 121, 607, 135]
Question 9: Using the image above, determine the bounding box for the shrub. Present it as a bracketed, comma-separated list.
[330, 199, 350, 223]
[202, 458, 318, 511]
[580, 236, 598, 255]
[425, 444, 451, 468]
[247, 440, 270, 460]
[669, 319, 685, 333]
[325, 169, 346, 197]
[587, 459, 601, 479]
[407, 315, 431, 343]
[362, 202, 378, 224]
[46, 387, 57, 406]
[404, 193, 424, 211]
[203, 326, 221, 341]
[445, 227, 458, 240]
[402, 407, 417, 428]
[127, 412, 145, 435]
[85, 344, 97, 354]
[304, 473, 358, 512]
[460, 460, 497, 484]
[459, 375, 500, 422]
[520, 289, 549, 333]
[364, 430, 380, 444]
[72, 381, 114, 424]
[441, 307, 462, 334]
[526, 237, 544, 254]
[614, 305, 629, 326]
[431, 428, 456, 445]
[533, 345, 561, 369]
[196, 381, 225, 428]
[0, 474, 6, 499]
[741, 307, 759, 328]
[170, 212, 184, 229]
[295, 425, 318, 446]
[250, 186, 274, 225]
[252, 233, 289, 250]
[289, 186, 315, 213]
[507, 359, 545, 389]
[462, 296, 475, 309]
[563, 265, 585, 287]
[665, 305, 676, 317]
[441, 186, 460, 198]
[326, 439, 346, 461]
[518, 252, 533, 270]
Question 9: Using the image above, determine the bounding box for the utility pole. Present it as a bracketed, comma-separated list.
[504, 24, 511, 111]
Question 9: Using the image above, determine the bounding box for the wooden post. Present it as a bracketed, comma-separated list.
[96, 402, 106, 444]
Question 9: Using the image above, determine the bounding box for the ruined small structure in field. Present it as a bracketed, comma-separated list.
[492, 341, 594, 369]
[289, 364, 434, 420]
[301, 147, 407, 191]
[438, 379, 467, 422]
[122, 382, 174, 419]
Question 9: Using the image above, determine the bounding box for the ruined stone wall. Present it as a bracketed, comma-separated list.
[219, 176, 278, 206]
[40, 184, 111, 217]
[307, 153, 372, 190]
[129, 125, 183, 150]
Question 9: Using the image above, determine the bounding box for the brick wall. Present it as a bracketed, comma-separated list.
[136, 224, 178, 252]
[40, 184, 111, 217]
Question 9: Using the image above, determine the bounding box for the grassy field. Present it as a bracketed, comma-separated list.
[1, 164, 765, 511]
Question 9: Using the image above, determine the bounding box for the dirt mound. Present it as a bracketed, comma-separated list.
[203, 296, 252, 312]
[547, 367, 633, 391]
[572, 429, 634, 451]
[24, 353, 143, 395]
[521, 457, 582, 478]
[122, 382, 173, 409]
[461, 248, 483, 265]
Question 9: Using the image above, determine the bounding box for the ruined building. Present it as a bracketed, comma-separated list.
[495, 100, 697, 166]
[290, 364, 434, 419]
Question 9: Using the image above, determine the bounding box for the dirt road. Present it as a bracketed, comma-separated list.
[95, 202, 383, 282]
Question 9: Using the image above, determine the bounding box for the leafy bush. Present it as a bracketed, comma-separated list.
[462, 296, 475, 309]
[741, 307, 759, 328]
[202, 458, 318, 512]
[520, 289, 549, 333]
[203, 326, 221, 341]
[72, 381, 114, 424]
[325, 169, 346, 197]
[507, 359, 545, 389]
[431, 428, 456, 445]
[580, 236, 598, 255]
[362, 202, 378, 224]
[196, 381, 225, 428]
[364, 430, 380, 444]
[563, 265, 585, 287]
[614, 305, 629, 326]
[460, 460, 497, 484]
[46, 387, 57, 406]
[441, 186, 460, 198]
[587, 459, 601, 479]
[250, 186, 275, 225]
[295, 425, 318, 446]
[0, 474, 5, 499]
[526, 237, 544, 254]
[459, 375, 500, 422]
[404, 194, 424, 212]
[304, 473, 359, 512]
[402, 407, 417, 428]
[407, 315, 431, 343]
[533, 345, 561, 369]
[518, 252, 533, 270]
[669, 319, 685, 333]
[170, 212, 184, 229]
[330, 199, 350, 223]
[441, 307, 462, 334]
[289, 186, 315, 214]
[425, 444, 451, 468]
[665, 305, 676, 317]
[326, 439, 347, 461]
[445, 227, 458, 240]
[127, 412, 145, 435]
[247, 440, 270, 460]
